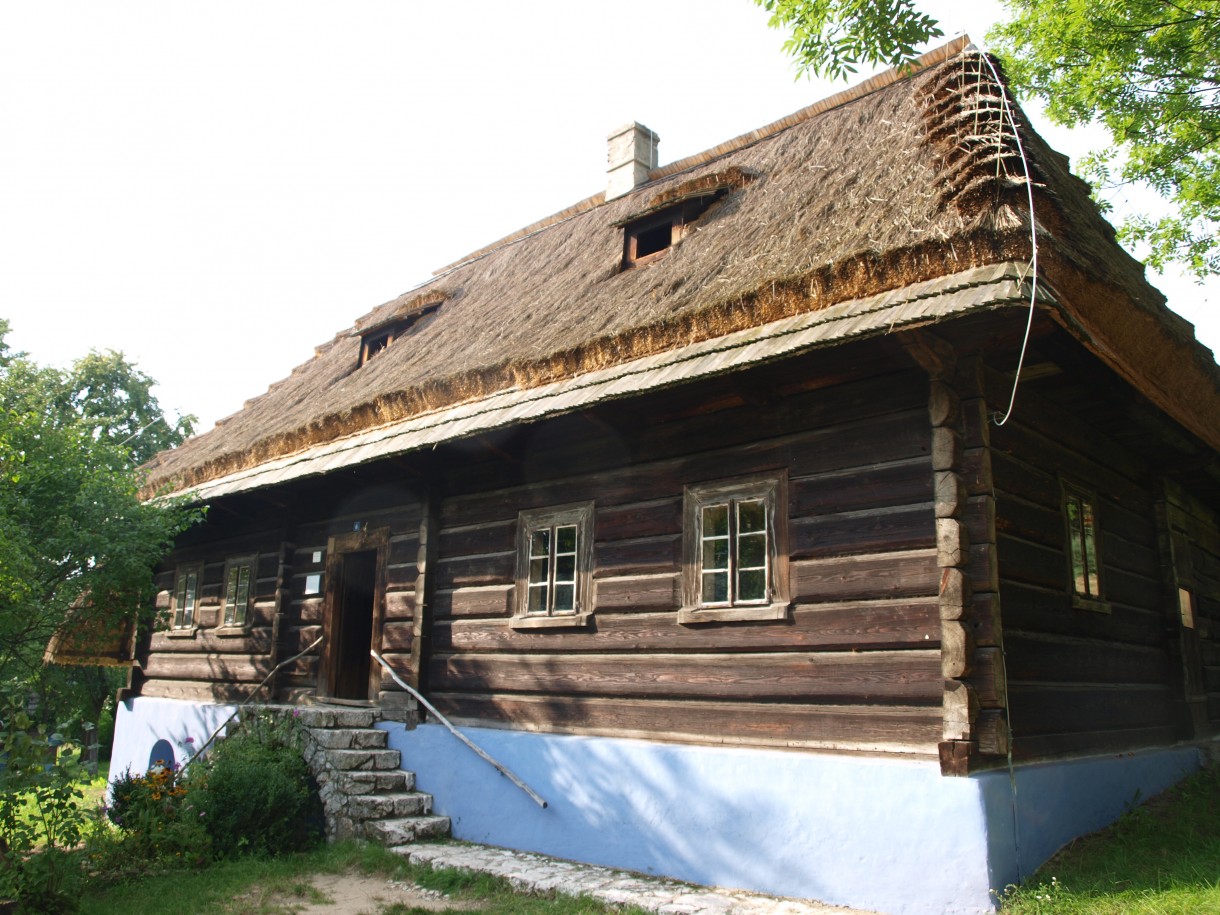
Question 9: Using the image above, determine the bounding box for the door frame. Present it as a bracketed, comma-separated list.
[318, 526, 389, 701]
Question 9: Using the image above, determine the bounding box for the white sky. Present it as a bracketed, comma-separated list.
[2, 1, 1216, 432]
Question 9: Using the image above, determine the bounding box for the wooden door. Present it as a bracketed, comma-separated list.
[320, 528, 388, 701]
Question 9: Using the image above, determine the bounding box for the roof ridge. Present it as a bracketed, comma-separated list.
[430, 35, 975, 276]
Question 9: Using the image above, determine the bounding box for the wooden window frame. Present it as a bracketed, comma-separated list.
[1062, 480, 1109, 613]
[358, 303, 443, 367]
[511, 503, 594, 630]
[680, 473, 790, 624]
[218, 554, 257, 631]
[169, 562, 203, 632]
[621, 194, 722, 269]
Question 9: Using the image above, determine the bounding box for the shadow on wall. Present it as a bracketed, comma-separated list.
[388, 718, 994, 915]
[110, 697, 239, 784]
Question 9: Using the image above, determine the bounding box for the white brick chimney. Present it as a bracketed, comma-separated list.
[606, 122, 659, 200]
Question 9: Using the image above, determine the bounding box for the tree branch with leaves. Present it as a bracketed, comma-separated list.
[756, 0, 1220, 278]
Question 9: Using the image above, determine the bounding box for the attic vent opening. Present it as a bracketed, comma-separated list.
[358, 301, 443, 366]
[621, 192, 723, 269]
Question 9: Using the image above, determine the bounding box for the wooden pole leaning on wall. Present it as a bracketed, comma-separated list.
[184, 634, 325, 768]
[370, 650, 548, 810]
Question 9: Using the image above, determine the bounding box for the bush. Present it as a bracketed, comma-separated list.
[193, 710, 322, 858]
[103, 760, 210, 869]
[0, 684, 92, 914]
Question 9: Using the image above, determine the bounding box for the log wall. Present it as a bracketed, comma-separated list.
[982, 364, 1179, 759]
[426, 356, 944, 754]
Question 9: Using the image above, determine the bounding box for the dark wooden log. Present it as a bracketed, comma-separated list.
[791, 550, 939, 602]
[594, 535, 682, 578]
[429, 650, 943, 703]
[142, 654, 272, 682]
[1008, 684, 1174, 735]
[384, 589, 415, 621]
[1004, 634, 1170, 686]
[436, 600, 940, 654]
[593, 575, 680, 613]
[790, 505, 934, 560]
[429, 692, 943, 753]
[148, 628, 273, 654]
[791, 458, 932, 517]
[433, 585, 514, 619]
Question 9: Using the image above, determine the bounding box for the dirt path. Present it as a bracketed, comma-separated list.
[259, 871, 477, 914]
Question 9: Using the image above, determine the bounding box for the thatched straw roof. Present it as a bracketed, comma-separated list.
[143, 37, 1220, 498]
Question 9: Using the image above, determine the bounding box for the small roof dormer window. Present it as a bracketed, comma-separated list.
[621, 194, 721, 270]
[616, 169, 755, 271]
[356, 299, 443, 367]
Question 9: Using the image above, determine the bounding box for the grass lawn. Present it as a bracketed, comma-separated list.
[1002, 764, 1220, 914]
[80, 842, 650, 915]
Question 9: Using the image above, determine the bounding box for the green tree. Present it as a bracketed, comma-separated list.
[755, 0, 1220, 277]
[755, 0, 943, 79]
[0, 320, 199, 694]
[60, 349, 196, 466]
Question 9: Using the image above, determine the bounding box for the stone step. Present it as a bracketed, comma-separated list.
[347, 791, 432, 819]
[320, 748, 402, 771]
[295, 708, 378, 729]
[307, 727, 388, 750]
[336, 769, 415, 795]
[365, 815, 452, 846]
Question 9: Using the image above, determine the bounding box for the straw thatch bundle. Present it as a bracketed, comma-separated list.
[142, 42, 1190, 496]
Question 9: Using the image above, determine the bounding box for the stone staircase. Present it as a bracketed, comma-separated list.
[295, 707, 450, 845]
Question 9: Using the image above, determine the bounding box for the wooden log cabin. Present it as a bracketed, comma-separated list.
[110, 39, 1220, 915]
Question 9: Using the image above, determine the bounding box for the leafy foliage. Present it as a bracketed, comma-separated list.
[192, 711, 322, 858]
[0, 319, 200, 689]
[103, 761, 209, 869]
[754, 0, 943, 79]
[756, 0, 1220, 278]
[0, 683, 90, 913]
[990, 0, 1220, 277]
[58, 350, 195, 467]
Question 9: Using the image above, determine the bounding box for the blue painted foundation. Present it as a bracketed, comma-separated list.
[110, 698, 1203, 915]
[110, 696, 238, 783]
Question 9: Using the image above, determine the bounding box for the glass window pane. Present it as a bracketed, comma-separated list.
[531, 529, 550, 558]
[738, 569, 767, 602]
[553, 584, 575, 612]
[181, 571, 197, 627]
[555, 554, 576, 584]
[738, 531, 766, 569]
[1066, 497, 1087, 595]
[556, 525, 577, 554]
[702, 570, 728, 604]
[528, 584, 548, 613]
[529, 557, 549, 586]
[174, 578, 186, 628]
[234, 566, 251, 624]
[702, 504, 728, 537]
[703, 538, 729, 571]
[1081, 500, 1099, 596]
[738, 500, 766, 534]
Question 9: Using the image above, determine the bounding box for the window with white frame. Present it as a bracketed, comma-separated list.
[513, 503, 594, 628]
[171, 563, 202, 629]
[680, 474, 789, 624]
[221, 555, 256, 627]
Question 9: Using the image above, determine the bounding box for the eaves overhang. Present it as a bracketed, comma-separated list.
[170, 262, 1046, 503]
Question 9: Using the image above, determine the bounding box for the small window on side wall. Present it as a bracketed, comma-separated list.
[680, 473, 790, 624]
[1062, 482, 1107, 611]
[171, 563, 202, 630]
[512, 503, 594, 629]
[221, 555, 256, 627]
